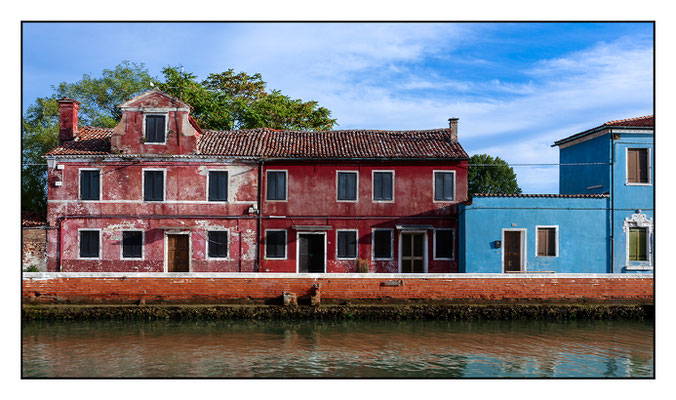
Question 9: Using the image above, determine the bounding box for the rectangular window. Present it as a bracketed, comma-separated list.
[122, 231, 142, 259]
[629, 227, 648, 261]
[537, 227, 557, 257]
[373, 230, 392, 259]
[266, 230, 286, 258]
[627, 148, 649, 184]
[207, 231, 228, 258]
[144, 170, 164, 201]
[434, 229, 454, 259]
[79, 230, 100, 258]
[373, 172, 393, 201]
[337, 172, 358, 201]
[266, 171, 287, 201]
[337, 231, 358, 258]
[145, 115, 166, 143]
[208, 171, 228, 201]
[80, 170, 100, 201]
[434, 171, 455, 201]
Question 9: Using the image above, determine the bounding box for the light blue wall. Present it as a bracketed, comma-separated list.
[610, 133, 654, 273]
[559, 132, 610, 195]
[460, 196, 610, 273]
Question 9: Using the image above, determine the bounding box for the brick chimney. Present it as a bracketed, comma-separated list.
[57, 98, 81, 144]
[448, 117, 458, 141]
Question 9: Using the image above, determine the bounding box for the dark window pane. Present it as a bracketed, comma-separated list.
[373, 172, 393, 201]
[122, 231, 142, 258]
[338, 172, 357, 200]
[337, 231, 357, 258]
[434, 172, 454, 201]
[80, 230, 99, 258]
[435, 230, 453, 258]
[80, 170, 100, 200]
[629, 227, 648, 261]
[537, 228, 556, 257]
[209, 171, 228, 201]
[144, 171, 164, 201]
[267, 171, 286, 200]
[266, 231, 286, 258]
[145, 115, 165, 143]
[208, 231, 228, 258]
[374, 230, 392, 258]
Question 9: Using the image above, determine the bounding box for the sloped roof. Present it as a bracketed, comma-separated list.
[198, 127, 467, 159]
[46, 126, 113, 155]
[22, 211, 47, 227]
[47, 126, 468, 160]
[553, 115, 653, 147]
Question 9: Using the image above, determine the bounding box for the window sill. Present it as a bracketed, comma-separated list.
[625, 265, 653, 271]
[625, 183, 652, 186]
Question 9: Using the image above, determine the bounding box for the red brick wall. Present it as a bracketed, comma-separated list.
[22, 276, 654, 304]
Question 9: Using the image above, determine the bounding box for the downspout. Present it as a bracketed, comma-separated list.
[256, 159, 264, 272]
[610, 130, 615, 273]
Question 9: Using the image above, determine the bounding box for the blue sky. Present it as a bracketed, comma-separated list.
[22, 22, 654, 193]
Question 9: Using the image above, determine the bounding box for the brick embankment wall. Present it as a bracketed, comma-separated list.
[22, 228, 48, 272]
[22, 274, 654, 305]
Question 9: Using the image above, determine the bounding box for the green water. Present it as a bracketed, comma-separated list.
[22, 319, 653, 378]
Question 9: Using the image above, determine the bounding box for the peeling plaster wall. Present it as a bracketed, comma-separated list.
[22, 227, 47, 271]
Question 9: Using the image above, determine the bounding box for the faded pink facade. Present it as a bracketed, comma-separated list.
[45, 89, 469, 274]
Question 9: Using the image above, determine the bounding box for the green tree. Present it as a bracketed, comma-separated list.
[467, 154, 522, 197]
[158, 66, 336, 131]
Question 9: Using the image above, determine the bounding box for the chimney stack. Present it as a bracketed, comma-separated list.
[448, 117, 459, 140]
[57, 98, 81, 144]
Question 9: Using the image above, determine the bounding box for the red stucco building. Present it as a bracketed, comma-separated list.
[45, 89, 468, 274]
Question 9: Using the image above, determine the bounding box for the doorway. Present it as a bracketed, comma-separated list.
[298, 233, 325, 273]
[401, 232, 425, 273]
[167, 233, 190, 272]
[503, 230, 525, 272]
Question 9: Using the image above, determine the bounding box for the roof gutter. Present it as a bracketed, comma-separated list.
[552, 126, 653, 147]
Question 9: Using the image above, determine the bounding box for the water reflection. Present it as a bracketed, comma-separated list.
[22, 319, 653, 378]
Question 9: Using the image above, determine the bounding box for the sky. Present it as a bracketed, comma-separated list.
[21, 22, 654, 193]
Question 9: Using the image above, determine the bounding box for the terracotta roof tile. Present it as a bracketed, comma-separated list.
[22, 211, 47, 227]
[198, 128, 468, 159]
[46, 126, 113, 155]
[553, 115, 653, 146]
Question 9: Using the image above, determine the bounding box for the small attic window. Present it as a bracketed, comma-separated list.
[145, 115, 166, 143]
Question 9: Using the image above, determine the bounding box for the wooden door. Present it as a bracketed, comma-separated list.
[299, 234, 324, 273]
[167, 234, 190, 272]
[504, 231, 521, 272]
[401, 233, 425, 273]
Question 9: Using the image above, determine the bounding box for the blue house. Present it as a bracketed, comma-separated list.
[460, 116, 653, 274]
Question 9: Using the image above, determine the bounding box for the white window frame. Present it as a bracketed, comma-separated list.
[163, 230, 192, 273]
[78, 168, 102, 202]
[535, 225, 559, 258]
[295, 231, 327, 273]
[120, 229, 144, 260]
[77, 228, 102, 260]
[336, 170, 359, 202]
[623, 213, 653, 268]
[264, 229, 287, 260]
[142, 113, 169, 145]
[265, 170, 288, 202]
[372, 228, 394, 260]
[142, 168, 166, 202]
[432, 170, 456, 203]
[371, 170, 395, 203]
[625, 147, 652, 186]
[432, 228, 455, 261]
[335, 229, 359, 260]
[501, 228, 527, 273]
[206, 228, 231, 260]
[206, 168, 230, 202]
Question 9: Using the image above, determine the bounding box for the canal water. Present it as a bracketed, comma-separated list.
[22, 319, 653, 378]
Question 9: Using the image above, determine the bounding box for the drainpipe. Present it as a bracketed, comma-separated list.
[256, 159, 264, 272]
[610, 130, 615, 273]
